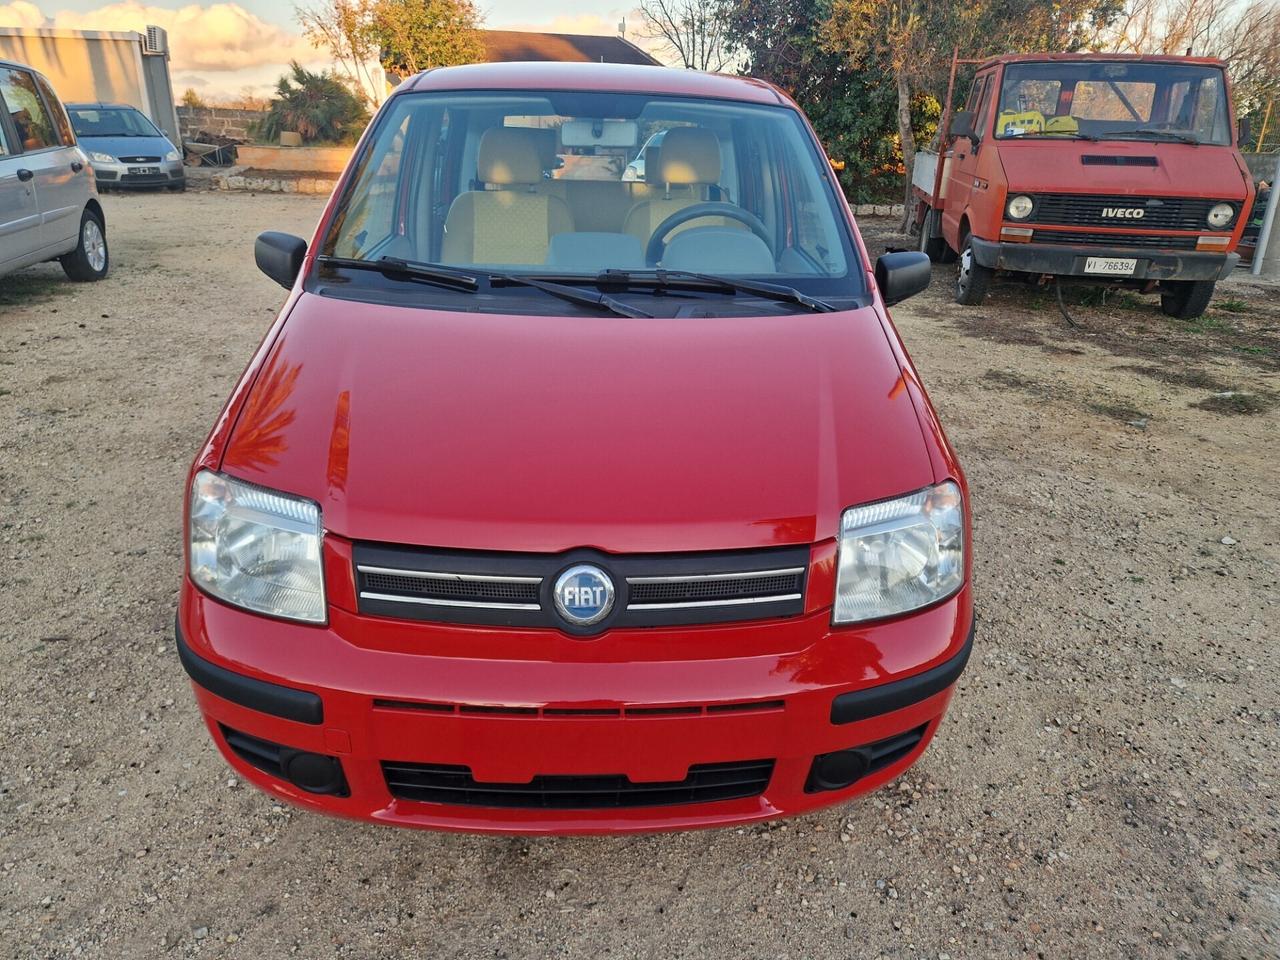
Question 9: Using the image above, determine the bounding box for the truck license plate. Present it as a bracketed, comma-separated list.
[1084, 257, 1137, 276]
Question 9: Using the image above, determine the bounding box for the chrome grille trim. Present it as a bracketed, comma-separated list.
[627, 593, 803, 610]
[358, 591, 541, 611]
[356, 565, 542, 584]
[626, 567, 805, 584]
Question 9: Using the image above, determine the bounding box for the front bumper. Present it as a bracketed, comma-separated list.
[92, 158, 185, 189]
[971, 237, 1238, 282]
[177, 584, 973, 834]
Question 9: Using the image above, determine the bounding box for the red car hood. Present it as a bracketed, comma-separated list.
[997, 140, 1251, 199]
[221, 293, 933, 553]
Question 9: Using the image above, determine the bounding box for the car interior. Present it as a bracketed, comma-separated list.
[328, 94, 851, 279]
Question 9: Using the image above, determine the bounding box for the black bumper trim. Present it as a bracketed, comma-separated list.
[970, 237, 1237, 282]
[830, 619, 974, 725]
[174, 618, 323, 725]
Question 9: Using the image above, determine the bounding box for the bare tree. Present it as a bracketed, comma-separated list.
[1099, 0, 1280, 111]
[640, 0, 733, 71]
[297, 0, 385, 107]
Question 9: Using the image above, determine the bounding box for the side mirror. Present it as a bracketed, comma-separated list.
[950, 110, 976, 143]
[255, 232, 307, 289]
[1237, 117, 1251, 148]
[875, 251, 932, 306]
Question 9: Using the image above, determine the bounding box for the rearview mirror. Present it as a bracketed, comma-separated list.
[255, 232, 307, 289]
[560, 119, 638, 149]
[875, 251, 932, 306]
[950, 110, 976, 142]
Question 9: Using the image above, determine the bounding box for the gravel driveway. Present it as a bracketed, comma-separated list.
[1, 192, 1277, 959]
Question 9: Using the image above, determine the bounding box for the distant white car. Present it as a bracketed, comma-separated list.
[0, 58, 109, 281]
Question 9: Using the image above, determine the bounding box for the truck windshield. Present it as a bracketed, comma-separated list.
[318, 89, 860, 309]
[995, 61, 1230, 146]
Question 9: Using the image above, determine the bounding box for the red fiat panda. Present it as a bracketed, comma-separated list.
[177, 62, 972, 834]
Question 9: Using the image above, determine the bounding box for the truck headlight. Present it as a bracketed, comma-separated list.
[189, 470, 326, 623]
[1206, 203, 1235, 229]
[165, 149, 181, 162]
[833, 481, 965, 624]
[88, 151, 115, 164]
[1006, 194, 1034, 220]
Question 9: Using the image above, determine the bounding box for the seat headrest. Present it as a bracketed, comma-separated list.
[477, 127, 543, 185]
[655, 128, 721, 185]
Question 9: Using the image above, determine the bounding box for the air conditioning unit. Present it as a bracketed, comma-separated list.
[143, 25, 169, 56]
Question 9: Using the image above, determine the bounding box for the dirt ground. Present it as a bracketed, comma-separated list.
[1, 192, 1277, 960]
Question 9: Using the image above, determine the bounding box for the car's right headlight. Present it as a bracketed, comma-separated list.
[88, 151, 115, 164]
[188, 470, 326, 623]
[1006, 194, 1034, 220]
[833, 481, 965, 624]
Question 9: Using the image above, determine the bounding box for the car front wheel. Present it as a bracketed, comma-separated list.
[954, 235, 992, 305]
[1159, 280, 1215, 320]
[60, 207, 110, 282]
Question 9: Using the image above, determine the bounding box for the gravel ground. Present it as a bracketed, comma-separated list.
[1, 192, 1277, 959]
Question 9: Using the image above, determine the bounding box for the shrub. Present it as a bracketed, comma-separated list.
[257, 62, 370, 145]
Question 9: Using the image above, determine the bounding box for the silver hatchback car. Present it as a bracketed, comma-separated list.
[0, 59, 109, 282]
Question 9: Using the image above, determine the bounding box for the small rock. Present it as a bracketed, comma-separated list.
[1220, 536, 1237, 545]
[193, 927, 208, 940]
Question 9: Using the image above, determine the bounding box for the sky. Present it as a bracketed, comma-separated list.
[0, 0, 658, 98]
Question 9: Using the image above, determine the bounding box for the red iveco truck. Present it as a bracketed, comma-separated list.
[912, 53, 1256, 318]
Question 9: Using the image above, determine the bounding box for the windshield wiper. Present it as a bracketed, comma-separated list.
[316, 255, 480, 291]
[1101, 128, 1201, 145]
[488, 273, 654, 318]
[1005, 130, 1099, 142]
[591, 269, 840, 313]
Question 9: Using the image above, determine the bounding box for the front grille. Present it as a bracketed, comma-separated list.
[1032, 230, 1200, 250]
[119, 155, 161, 162]
[121, 173, 170, 185]
[1024, 193, 1227, 231]
[383, 758, 775, 809]
[360, 568, 540, 607]
[353, 542, 809, 630]
[627, 569, 803, 606]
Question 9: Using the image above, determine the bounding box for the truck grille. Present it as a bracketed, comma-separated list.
[353, 542, 809, 630]
[1023, 194, 1228, 231]
[382, 758, 775, 809]
[1032, 230, 1200, 250]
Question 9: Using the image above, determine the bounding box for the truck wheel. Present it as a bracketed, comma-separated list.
[60, 208, 110, 282]
[916, 206, 947, 263]
[954, 235, 992, 305]
[1159, 280, 1215, 320]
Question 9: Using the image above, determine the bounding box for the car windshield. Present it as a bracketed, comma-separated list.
[317, 89, 861, 314]
[994, 61, 1230, 145]
[68, 107, 161, 138]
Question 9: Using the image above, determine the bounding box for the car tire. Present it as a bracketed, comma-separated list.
[954, 234, 992, 306]
[1159, 280, 1215, 320]
[167, 181, 186, 193]
[916, 205, 947, 263]
[60, 207, 110, 282]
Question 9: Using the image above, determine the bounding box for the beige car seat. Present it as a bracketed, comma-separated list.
[622, 128, 740, 248]
[442, 127, 574, 265]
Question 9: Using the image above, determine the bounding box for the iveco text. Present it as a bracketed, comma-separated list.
[176, 62, 973, 834]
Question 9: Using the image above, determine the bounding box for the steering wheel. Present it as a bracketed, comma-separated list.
[645, 202, 774, 266]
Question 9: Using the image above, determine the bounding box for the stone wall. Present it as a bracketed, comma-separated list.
[1242, 152, 1279, 182]
[176, 106, 266, 142]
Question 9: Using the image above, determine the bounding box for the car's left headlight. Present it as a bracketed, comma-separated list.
[88, 151, 115, 164]
[164, 149, 181, 163]
[189, 470, 326, 623]
[833, 481, 965, 625]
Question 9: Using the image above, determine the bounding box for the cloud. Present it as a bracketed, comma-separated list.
[0, 1, 47, 27]
[1, 2, 328, 72]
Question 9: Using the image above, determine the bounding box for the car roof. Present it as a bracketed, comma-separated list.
[407, 61, 789, 107]
[977, 52, 1227, 70]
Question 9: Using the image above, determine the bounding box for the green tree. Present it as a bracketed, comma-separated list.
[180, 88, 206, 109]
[298, 0, 385, 107]
[258, 62, 370, 144]
[368, 0, 484, 79]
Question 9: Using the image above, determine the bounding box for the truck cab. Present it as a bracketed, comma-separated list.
[913, 53, 1255, 319]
